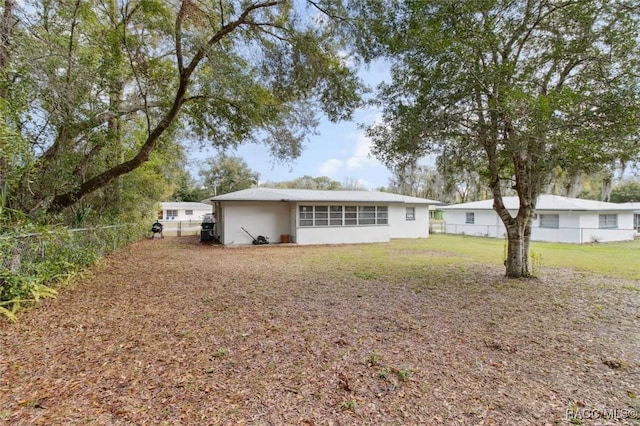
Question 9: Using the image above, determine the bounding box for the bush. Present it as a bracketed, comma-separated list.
[0, 222, 145, 321]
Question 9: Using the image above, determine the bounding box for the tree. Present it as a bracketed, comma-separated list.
[2, 1, 363, 218]
[610, 181, 640, 203]
[172, 169, 209, 202]
[262, 175, 342, 190]
[355, 0, 640, 277]
[342, 177, 367, 190]
[199, 154, 258, 196]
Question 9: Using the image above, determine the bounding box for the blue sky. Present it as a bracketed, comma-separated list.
[188, 60, 393, 190]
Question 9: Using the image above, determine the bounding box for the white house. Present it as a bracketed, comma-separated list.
[201, 188, 441, 245]
[159, 202, 212, 221]
[622, 202, 640, 233]
[442, 195, 636, 243]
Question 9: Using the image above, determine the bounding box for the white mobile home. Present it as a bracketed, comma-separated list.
[442, 195, 636, 243]
[159, 202, 212, 221]
[202, 188, 440, 245]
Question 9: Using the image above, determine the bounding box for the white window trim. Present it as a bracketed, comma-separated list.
[599, 213, 618, 229]
[405, 207, 415, 221]
[465, 212, 475, 224]
[539, 214, 559, 229]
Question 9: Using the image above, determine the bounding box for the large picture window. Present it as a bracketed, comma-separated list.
[299, 205, 389, 227]
[599, 214, 617, 229]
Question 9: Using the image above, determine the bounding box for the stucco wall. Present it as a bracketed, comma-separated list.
[296, 225, 390, 245]
[445, 210, 504, 237]
[445, 209, 636, 243]
[221, 201, 290, 245]
[161, 207, 211, 221]
[389, 204, 429, 238]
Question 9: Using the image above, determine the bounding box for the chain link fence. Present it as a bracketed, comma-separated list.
[0, 223, 145, 307]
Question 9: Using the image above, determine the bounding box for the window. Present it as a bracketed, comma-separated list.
[345, 206, 357, 225]
[377, 206, 388, 225]
[358, 206, 376, 225]
[540, 214, 559, 228]
[599, 214, 617, 229]
[465, 212, 475, 224]
[330, 206, 343, 226]
[299, 206, 314, 227]
[406, 207, 415, 221]
[314, 206, 329, 226]
[185, 210, 193, 216]
[298, 205, 389, 227]
[165, 209, 178, 219]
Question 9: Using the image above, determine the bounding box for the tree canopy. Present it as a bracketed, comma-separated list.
[354, 0, 640, 277]
[199, 154, 258, 196]
[0, 0, 363, 221]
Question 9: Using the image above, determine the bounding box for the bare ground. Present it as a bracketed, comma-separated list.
[1, 236, 639, 425]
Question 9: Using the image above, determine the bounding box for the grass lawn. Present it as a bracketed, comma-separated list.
[389, 234, 640, 280]
[0, 236, 639, 425]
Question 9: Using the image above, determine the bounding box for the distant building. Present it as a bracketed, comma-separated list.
[442, 195, 636, 243]
[159, 202, 212, 221]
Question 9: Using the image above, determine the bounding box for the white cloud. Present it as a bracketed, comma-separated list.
[346, 133, 382, 171]
[318, 158, 344, 177]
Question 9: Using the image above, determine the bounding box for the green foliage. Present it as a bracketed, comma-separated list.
[610, 181, 640, 203]
[262, 175, 343, 190]
[0, 222, 145, 321]
[2, 1, 362, 216]
[199, 154, 259, 196]
[354, 0, 640, 277]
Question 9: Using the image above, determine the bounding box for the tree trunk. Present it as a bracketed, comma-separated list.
[564, 173, 582, 198]
[505, 223, 525, 277]
[0, 0, 15, 192]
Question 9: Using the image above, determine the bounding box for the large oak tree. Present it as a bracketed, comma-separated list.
[1, 0, 363, 217]
[353, 0, 640, 277]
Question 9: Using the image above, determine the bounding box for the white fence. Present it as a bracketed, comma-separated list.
[157, 220, 205, 237]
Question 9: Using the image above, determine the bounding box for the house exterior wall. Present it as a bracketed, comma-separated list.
[220, 201, 290, 245]
[218, 200, 433, 245]
[445, 210, 504, 238]
[161, 207, 211, 221]
[389, 204, 429, 238]
[295, 225, 390, 245]
[446, 209, 635, 243]
[294, 202, 391, 245]
[577, 211, 635, 243]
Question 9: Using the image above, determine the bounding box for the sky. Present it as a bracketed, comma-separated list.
[187, 60, 394, 190]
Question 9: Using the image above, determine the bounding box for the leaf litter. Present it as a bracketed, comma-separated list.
[1, 236, 639, 425]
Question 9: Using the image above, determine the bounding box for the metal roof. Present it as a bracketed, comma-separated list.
[201, 188, 442, 205]
[160, 202, 212, 210]
[441, 195, 634, 211]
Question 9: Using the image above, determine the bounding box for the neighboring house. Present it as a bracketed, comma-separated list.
[201, 188, 441, 245]
[159, 202, 212, 221]
[442, 195, 636, 243]
[621, 202, 640, 233]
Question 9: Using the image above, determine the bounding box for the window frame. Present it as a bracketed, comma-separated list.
[539, 213, 559, 229]
[598, 213, 618, 229]
[465, 212, 475, 224]
[298, 204, 389, 227]
[165, 209, 178, 219]
[405, 207, 415, 221]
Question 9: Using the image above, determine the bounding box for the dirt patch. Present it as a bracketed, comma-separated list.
[1, 237, 639, 425]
